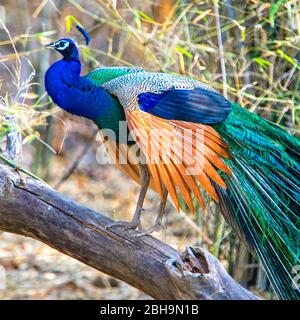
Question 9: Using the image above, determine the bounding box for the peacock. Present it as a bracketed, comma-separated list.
[44, 27, 300, 300]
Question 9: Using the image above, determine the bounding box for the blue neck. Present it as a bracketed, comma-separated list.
[63, 45, 79, 61]
[45, 58, 113, 120]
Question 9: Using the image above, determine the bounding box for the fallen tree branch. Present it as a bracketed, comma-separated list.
[0, 164, 260, 300]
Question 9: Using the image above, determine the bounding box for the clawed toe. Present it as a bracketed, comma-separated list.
[106, 220, 141, 231]
[134, 223, 164, 237]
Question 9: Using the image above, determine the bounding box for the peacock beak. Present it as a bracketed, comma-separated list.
[44, 42, 55, 49]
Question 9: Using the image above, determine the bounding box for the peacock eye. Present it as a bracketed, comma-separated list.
[55, 40, 69, 50]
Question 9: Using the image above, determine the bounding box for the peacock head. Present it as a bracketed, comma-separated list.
[45, 38, 79, 60]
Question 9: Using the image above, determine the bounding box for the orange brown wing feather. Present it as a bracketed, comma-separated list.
[125, 109, 232, 213]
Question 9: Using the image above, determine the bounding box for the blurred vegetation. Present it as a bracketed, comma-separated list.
[0, 0, 299, 300]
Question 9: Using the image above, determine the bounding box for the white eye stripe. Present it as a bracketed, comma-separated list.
[54, 40, 70, 50]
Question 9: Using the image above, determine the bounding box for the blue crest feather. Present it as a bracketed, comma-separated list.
[76, 25, 90, 46]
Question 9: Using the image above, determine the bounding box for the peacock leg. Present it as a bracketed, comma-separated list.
[127, 162, 150, 229]
[135, 187, 168, 236]
[107, 162, 150, 230]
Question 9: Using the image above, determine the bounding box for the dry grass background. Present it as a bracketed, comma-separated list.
[0, 0, 300, 299]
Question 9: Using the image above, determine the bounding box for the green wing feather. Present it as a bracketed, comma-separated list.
[85, 66, 144, 86]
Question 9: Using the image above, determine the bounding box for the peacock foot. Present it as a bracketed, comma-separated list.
[134, 221, 166, 237]
[106, 218, 142, 231]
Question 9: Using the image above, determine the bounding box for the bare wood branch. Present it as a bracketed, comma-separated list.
[0, 164, 260, 300]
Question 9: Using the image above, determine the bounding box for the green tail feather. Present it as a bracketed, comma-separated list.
[213, 103, 300, 300]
